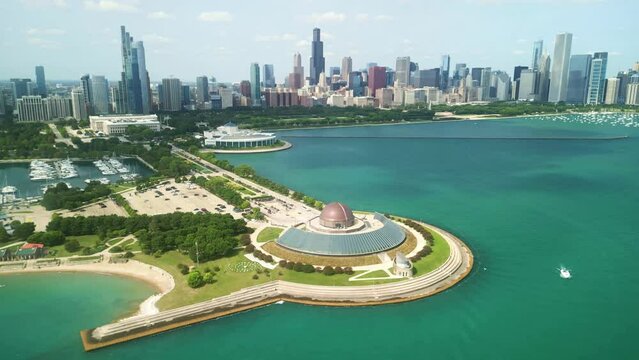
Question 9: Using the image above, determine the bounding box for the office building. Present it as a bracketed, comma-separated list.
[587, 52, 608, 105]
[538, 54, 552, 102]
[46, 96, 72, 119]
[341, 56, 353, 81]
[71, 88, 88, 121]
[531, 40, 543, 71]
[309, 28, 325, 85]
[10, 78, 33, 101]
[480, 68, 492, 101]
[16, 96, 48, 122]
[518, 69, 539, 101]
[566, 54, 592, 104]
[368, 66, 386, 97]
[161, 78, 182, 111]
[120, 26, 152, 114]
[548, 32, 573, 103]
[495, 72, 512, 101]
[263, 64, 275, 88]
[219, 88, 233, 109]
[440, 55, 450, 90]
[196, 76, 210, 108]
[395, 57, 411, 87]
[348, 71, 364, 96]
[182, 85, 191, 106]
[111, 84, 126, 114]
[35, 66, 47, 97]
[604, 78, 620, 105]
[80, 74, 93, 114]
[250, 63, 261, 106]
[626, 77, 639, 105]
[91, 76, 109, 115]
[512, 66, 528, 100]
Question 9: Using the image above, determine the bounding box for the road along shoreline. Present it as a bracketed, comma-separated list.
[80, 221, 473, 352]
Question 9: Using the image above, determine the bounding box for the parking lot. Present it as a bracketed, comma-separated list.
[124, 179, 243, 219]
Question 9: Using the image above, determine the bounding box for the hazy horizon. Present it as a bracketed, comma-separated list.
[1, 0, 637, 83]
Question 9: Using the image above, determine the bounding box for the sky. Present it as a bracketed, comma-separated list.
[1, 0, 637, 83]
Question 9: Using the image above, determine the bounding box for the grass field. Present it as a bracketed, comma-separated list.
[357, 269, 392, 279]
[412, 227, 451, 275]
[256, 227, 284, 243]
[47, 235, 101, 258]
[67, 255, 102, 262]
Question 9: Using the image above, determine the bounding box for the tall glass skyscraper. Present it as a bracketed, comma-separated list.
[549, 33, 572, 103]
[35, 66, 47, 97]
[587, 52, 608, 105]
[120, 26, 151, 114]
[90, 75, 109, 115]
[309, 28, 325, 85]
[395, 57, 411, 87]
[263, 64, 275, 88]
[440, 55, 450, 90]
[566, 54, 592, 104]
[531, 40, 543, 71]
[250, 63, 261, 106]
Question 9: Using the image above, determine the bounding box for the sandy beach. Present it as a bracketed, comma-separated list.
[0, 260, 175, 316]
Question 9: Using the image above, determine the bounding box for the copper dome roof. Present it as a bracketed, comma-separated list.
[320, 202, 355, 223]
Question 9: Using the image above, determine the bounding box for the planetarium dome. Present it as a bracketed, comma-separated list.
[319, 202, 355, 229]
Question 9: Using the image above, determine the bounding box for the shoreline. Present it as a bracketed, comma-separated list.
[204, 141, 293, 154]
[0, 260, 175, 317]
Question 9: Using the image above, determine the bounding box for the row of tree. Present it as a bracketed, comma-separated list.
[46, 212, 249, 262]
[41, 182, 112, 210]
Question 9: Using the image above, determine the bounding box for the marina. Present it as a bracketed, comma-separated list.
[0, 158, 154, 200]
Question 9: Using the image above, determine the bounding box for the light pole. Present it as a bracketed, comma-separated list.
[195, 240, 200, 267]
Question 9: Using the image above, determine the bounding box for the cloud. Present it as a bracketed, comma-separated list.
[355, 13, 369, 21]
[296, 40, 310, 48]
[374, 15, 394, 21]
[609, 51, 622, 56]
[21, 0, 67, 7]
[512, 50, 526, 55]
[148, 11, 173, 20]
[198, 11, 233, 22]
[27, 37, 60, 49]
[142, 33, 173, 44]
[84, 0, 138, 12]
[27, 28, 66, 36]
[255, 33, 297, 42]
[516, 38, 528, 43]
[309, 12, 346, 23]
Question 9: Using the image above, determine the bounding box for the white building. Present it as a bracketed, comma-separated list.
[203, 122, 276, 148]
[219, 88, 233, 109]
[404, 89, 426, 105]
[604, 78, 620, 105]
[16, 96, 48, 122]
[327, 94, 345, 107]
[90, 114, 160, 135]
[626, 83, 639, 106]
[353, 97, 374, 107]
[46, 96, 72, 119]
[548, 33, 573, 103]
[376, 88, 393, 108]
[518, 70, 539, 101]
[71, 88, 88, 121]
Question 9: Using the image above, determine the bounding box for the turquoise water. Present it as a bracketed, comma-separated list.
[2, 114, 639, 359]
[0, 158, 153, 198]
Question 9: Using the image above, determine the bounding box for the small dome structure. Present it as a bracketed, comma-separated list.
[393, 252, 413, 277]
[319, 202, 355, 229]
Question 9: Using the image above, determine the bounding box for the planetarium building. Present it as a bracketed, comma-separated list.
[276, 202, 406, 256]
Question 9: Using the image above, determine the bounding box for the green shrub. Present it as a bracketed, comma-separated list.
[187, 271, 204, 288]
[177, 263, 190, 275]
[64, 239, 81, 253]
[203, 272, 214, 284]
[322, 266, 335, 276]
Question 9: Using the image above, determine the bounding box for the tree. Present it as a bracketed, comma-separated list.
[203, 272, 214, 284]
[322, 266, 335, 276]
[234, 164, 256, 178]
[64, 239, 81, 253]
[13, 222, 35, 240]
[187, 271, 204, 288]
[0, 227, 10, 243]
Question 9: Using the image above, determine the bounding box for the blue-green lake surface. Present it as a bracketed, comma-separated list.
[2, 114, 639, 359]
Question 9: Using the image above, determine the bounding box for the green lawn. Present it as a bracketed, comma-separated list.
[67, 255, 102, 262]
[110, 183, 136, 193]
[256, 227, 284, 243]
[106, 237, 124, 246]
[357, 269, 392, 279]
[47, 235, 101, 258]
[412, 227, 451, 276]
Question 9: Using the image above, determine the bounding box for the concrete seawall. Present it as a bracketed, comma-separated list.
[81, 222, 473, 352]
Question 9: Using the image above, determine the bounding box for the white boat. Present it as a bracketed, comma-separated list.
[558, 267, 571, 279]
[275, 300, 285, 305]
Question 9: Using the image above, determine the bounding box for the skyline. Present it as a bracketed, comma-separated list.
[1, 0, 637, 83]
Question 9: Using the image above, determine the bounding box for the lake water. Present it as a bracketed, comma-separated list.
[0, 158, 154, 198]
[1, 113, 639, 359]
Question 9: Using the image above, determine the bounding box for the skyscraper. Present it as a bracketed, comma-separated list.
[348, 71, 364, 96]
[10, 78, 33, 101]
[91, 75, 109, 115]
[288, 53, 304, 90]
[71, 88, 88, 121]
[196, 76, 210, 108]
[548, 32, 573, 103]
[263, 64, 275, 88]
[35, 66, 47, 97]
[368, 66, 387, 97]
[566, 54, 592, 104]
[111, 84, 126, 114]
[250, 63, 261, 106]
[440, 55, 450, 90]
[604, 78, 620, 104]
[120, 26, 152, 114]
[587, 52, 608, 105]
[161, 78, 182, 111]
[309, 28, 325, 85]
[341, 56, 352, 81]
[531, 40, 543, 71]
[395, 57, 411, 87]
[480, 68, 492, 101]
[538, 54, 551, 102]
